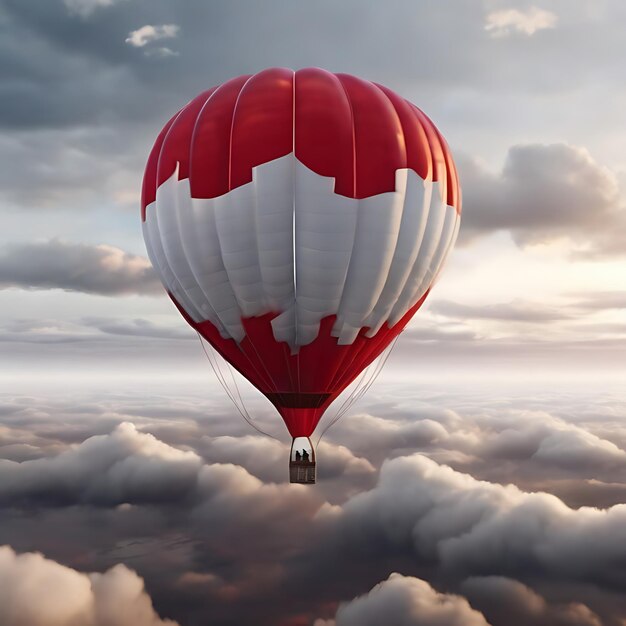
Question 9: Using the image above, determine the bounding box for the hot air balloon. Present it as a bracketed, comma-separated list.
[141, 67, 461, 483]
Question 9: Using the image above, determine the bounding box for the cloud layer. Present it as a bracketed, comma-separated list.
[1, 386, 625, 625]
[0, 545, 177, 626]
[459, 143, 626, 256]
[0, 240, 159, 295]
[332, 573, 490, 626]
[485, 8, 557, 38]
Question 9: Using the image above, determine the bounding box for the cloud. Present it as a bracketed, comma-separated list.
[63, 0, 126, 17]
[0, 317, 198, 352]
[570, 291, 626, 311]
[530, 426, 626, 470]
[0, 421, 326, 531]
[200, 435, 375, 489]
[0, 126, 146, 211]
[476, 414, 626, 474]
[401, 325, 479, 344]
[125, 24, 180, 48]
[461, 576, 601, 626]
[0, 422, 203, 506]
[2, 395, 626, 625]
[0, 545, 178, 626]
[459, 143, 626, 257]
[485, 7, 557, 38]
[325, 401, 626, 505]
[326, 412, 450, 463]
[332, 573, 490, 626]
[2, 0, 620, 134]
[332, 454, 626, 589]
[429, 299, 569, 323]
[0, 240, 160, 295]
[84, 317, 193, 340]
[4, 380, 625, 507]
[144, 47, 179, 58]
[0, 319, 99, 344]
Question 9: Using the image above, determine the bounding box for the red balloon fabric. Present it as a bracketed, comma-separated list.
[141, 67, 461, 438]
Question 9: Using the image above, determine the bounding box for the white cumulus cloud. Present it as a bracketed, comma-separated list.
[126, 25, 180, 48]
[0, 422, 203, 506]
[333, 573, 490, 626]
[485, 7, 557, 38]
[0, 545, 178, 626]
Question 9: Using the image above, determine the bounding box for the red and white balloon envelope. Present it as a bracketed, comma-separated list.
[141, 68, 461, 483]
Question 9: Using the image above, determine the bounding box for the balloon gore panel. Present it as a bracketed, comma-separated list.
[141, 68, 461, 437]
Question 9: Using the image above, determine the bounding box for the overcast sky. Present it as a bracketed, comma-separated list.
[0, 0, 625, 382]
[1, 1, 625, 625]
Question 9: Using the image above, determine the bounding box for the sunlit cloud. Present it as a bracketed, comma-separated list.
[0, 240, 159, 296]
[485, 7, 557, 38]
[459, 143, 626, 257]
[0, 546, 178, 626]
[330, 574, 490, 626]
[125, 25, 180, 48]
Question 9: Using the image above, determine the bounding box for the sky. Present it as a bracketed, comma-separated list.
[0, 0, 625, 625]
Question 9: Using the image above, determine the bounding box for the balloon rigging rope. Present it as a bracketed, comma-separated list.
[196, 332, 239, 408]
[330, 345, 389, 421]
[318, 367, 370, 437]
[321, 338, 397, 437]
[198, 333, 249, 420]
[315, 336, 399, 446]
[354, 336, 399, 403]
[197, 329, 397, 445]
[196, 332, 279, 441]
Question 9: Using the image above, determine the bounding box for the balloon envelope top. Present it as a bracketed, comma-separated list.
[141, 67, 461, 439]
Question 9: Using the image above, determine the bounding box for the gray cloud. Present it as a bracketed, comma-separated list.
[2, 0, 624, 128]
[429, 299, 570, 323]
[0, 317, 195, 349]
[459, 143, 626, 257]
[332, 454, 626, 591]
[570, 291, 626, 312]
[325, 411, 450, 466]
[332, 573, 490, 626]
[4, 384, 625, 506]
[0, 545, 178, 626]
[0, 319, 98, 344]
[84, 317, 193, 340]
[0, 125, 146, 209]
[0, 422, 203, 506]
[0, 1, 523, 129]
[1, 390, 626, 625]
[401, 324, 479, 344]
[0, 240, 160, 295]
[461, 576, 601, 626]
[200, 435, 375, 491]
[471, 409, 626, 474]
[327, 401, 626, 506]
[144, 46, 179, 58]
[63, 0, 128, 18]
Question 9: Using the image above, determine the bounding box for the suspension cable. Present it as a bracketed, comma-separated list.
[321, 339, 396, 436]
[315, 336, 399, 445]
[198, 329, 398, 445]
[196, 332, 279, 440]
